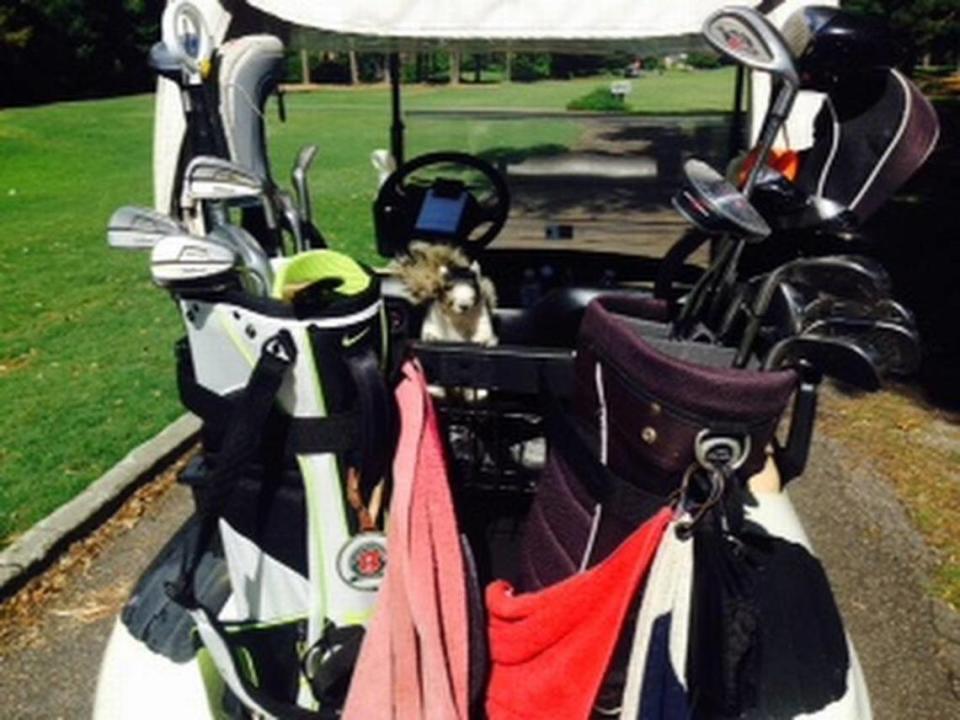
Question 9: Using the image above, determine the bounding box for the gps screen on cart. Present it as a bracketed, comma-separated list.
[415, 189, 467, 236]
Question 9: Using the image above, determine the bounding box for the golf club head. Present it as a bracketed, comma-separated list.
[107, 206, 183, 250]
[736, 256, 894, 366]
[208, 224, 274, 296]
[292, 144, 319, 224]
[763, 281, 809, 337]
[803, 318, 921, 376]
[150, 233, 239, 289]
[371, 149, 396, 188]
[775, 255, 892, 304]
[673, 159, 771, 242]
[703, 6, 799, 87]
[801, 296, 916, 329]
[764, 334, 882, 391]
[148, 42, 184, 82]
[182, 156, 268, 206]
[181, 156, 278, 236]
[277, 191, 306, 255]
[160, 0, 214, 77]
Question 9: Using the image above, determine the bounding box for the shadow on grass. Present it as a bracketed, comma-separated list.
[477, 143, 569, 166]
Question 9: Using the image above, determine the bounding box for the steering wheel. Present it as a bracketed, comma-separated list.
[374, 151, 511, 257]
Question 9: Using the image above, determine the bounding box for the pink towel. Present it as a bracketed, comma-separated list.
[343, 360, 469, 720]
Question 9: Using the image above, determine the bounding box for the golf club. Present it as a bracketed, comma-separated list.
[292, 144, 318, 224]
[107, 206, 184, 250]
[150, 233, 240, 290]
[277, 191, 306, 255]
[764, 334, 882, 391]
[670, 159, 771, 338]
[181, 155, 279, 240]
[801, 296, 915, 329]
[208, 224, 274, 296]
[802, 318, 921, 376]
[673, 6, 802, 338]
[734, 255, 894, 366]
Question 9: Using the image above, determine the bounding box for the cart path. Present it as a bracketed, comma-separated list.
[0, 396, 958, 719]
[0, 483, 194, 720]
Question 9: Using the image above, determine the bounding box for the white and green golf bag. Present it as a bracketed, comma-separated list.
[168, 250, 393, 718]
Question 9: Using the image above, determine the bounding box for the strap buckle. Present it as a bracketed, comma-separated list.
[263, 329, 297, 365]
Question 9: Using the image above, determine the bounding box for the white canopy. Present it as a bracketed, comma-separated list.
[246, 0, 742, 52]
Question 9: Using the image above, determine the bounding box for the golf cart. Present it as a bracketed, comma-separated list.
[95, 1, 937, 717]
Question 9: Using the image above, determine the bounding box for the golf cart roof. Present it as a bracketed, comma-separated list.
[246, 0, 738, 53]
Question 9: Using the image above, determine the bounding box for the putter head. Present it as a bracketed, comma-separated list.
[208, 224, 274, 296]
[703, 6, 799, 87]
[673, 159, 771, 241]
[803, 318, 921, 376]
[765, 334, 882, 391]
[150, 233, 239, 290]
[107, 206, 183, 250]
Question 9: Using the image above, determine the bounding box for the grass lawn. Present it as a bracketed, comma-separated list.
[0, 69, 734, 544]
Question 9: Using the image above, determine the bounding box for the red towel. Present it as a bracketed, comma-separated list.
[486, 508, 672, 719]
[343, 360, 469, 720]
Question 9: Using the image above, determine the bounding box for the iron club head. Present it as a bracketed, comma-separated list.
[150, 233, 240, 290]
[107, 206, 184, 250]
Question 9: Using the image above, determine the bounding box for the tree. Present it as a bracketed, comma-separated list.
[843, 0, 959, 68]
[1, 0, 163, 106]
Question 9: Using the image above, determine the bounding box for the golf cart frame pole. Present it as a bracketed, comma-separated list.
[389, 53, 405, 166]
[727, 66, 747, 160]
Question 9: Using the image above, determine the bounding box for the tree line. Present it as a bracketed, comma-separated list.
[1, 1, 163, 107]
[1, 0, 956, 108]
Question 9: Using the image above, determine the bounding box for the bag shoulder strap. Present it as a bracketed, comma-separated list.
[169, 329, 297, 609]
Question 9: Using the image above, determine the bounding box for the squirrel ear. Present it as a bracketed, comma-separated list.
[470, 260, 481, 275]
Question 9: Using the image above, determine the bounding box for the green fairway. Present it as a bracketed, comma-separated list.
[0, 69, 733, 544]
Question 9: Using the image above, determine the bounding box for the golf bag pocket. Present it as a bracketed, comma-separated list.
[170, 251, 393, 716]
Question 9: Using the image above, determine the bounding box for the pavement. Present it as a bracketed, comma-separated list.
[0, 481, 194, 720]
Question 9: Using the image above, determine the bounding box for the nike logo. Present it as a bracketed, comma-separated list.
[342, 327, 371, 348]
